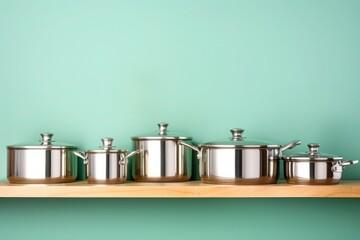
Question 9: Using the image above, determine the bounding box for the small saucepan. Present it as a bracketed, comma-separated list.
[282, 143, 358, 185]
[73, 138, 142, 184]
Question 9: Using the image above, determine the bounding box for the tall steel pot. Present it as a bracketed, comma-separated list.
[7, 133, 78, 184]
[180, 128, 301, 184]
[131, 123, 193, 182]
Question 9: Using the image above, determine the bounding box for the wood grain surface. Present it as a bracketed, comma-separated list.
[1, 180, 360, 198]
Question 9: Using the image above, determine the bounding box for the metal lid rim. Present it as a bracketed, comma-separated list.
[131, 136, 192, 140]
[199, 144, 280, 148]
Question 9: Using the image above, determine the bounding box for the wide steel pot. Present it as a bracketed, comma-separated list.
[7, 133, 78, 184]
[282, 143, 358, 185]
[180, 128, 301, 185]
[131, 123, 193, 182]
[73, 138, 142, 184]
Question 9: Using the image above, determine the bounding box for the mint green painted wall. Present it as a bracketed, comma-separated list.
[0, 198, 360, 240]
[0, 1, 360, 239]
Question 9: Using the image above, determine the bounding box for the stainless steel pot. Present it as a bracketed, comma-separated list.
[73, 138, 142, 184]
[180, 128, 301, 184]
[131, 122, 193, 182]
[7, 133, 78, 184]
[282, 143, 358, 185]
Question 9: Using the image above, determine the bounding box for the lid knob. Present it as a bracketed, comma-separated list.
[230, 128, 244, 140]
[158, 122, 168, 135]
[308, 143, 320, 156]
[40, 132, 53, 145]
[101, 138, 113, 150]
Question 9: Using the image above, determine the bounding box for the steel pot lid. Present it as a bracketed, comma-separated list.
[282, 143, 342, 161]
[7, 133, 77, 149]
[131, 122, 192, 140]
[200, 129, 280, 148]
[86, 138, 128, 153]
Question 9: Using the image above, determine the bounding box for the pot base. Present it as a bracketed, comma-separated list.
[8, 176, 77, 184]
[201, 176, 278, 185]
[86, 178, 126, 184]
[133, 175, 191, 182]
[286, 178, 340, 185]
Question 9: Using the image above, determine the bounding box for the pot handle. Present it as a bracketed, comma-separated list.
[332, 160, 358, 173]
[178, 141, 201, 153]
[119, 149, 143, 165]
[340, 160, 359, 167]
[279, 140, 301, 154]
[73, 151, 88, 165]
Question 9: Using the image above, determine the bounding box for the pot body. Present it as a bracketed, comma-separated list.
[132, 139, 192, 182]
[284, 160, 342, 185]
[200, 147, 279, 184]
[85, 152, 127, 184]
[8, 148, 77, 184]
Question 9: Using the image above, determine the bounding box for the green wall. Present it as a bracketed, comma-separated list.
[1, 1, 360, 239]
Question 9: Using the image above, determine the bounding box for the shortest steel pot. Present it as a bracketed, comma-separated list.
[282, 143, 358, 185]
[73, 138, 142, 184]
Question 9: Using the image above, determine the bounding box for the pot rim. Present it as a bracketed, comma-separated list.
[199, 144, 280, 149]
[85, 149, 128, 154]
[7, 132, 77, 150]
[131, 122, 192, 141]
[132, 136, 192, 141]
[7, 145, 77, 150]
[282, 157, 342, 162]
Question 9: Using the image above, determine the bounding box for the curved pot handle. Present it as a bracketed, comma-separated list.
[331, 160, 359, 173]
[332, 160, 358, 173]
[119, 149, 143, 165]
[178, 141, 200, 153]
[73, 151, 88, 165]
[340, 160, 359, 166]
[279, 140, 301, 154]
[178, 140, 201, 159]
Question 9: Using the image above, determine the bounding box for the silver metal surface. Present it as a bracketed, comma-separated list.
[101, 137, 114, 150]
[283, 143, 342, 161]
[283, 143, 358, 184]
[200, 147, 279, 184]
[179, 137, 300, 185]
[340, 160, 359, 166]
[40, 132, 53, 145]
[230, 128, 244, 140]
[8, 132, 76, 149]
[132, 139, 192, 182]
[121, 149, 142, 165]
[308, 143, 320, 156]
[284, 161, 343, 185]
[73, 138, 142, 184]
[199, 129, 295, 148]
[158, 122, 168, 135]
[131, 122, 192, 140]
[331, 160, 358, 173]
[75, 151, 128, 184]
[7, 133, 78, 183]
[8, 148, 77, 183]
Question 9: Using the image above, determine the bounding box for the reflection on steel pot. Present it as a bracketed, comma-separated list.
[73, 138, 142, 184]
[180, 128, 301, 185]
[282, 143, 358, 185]
[131, 122, 193, 182]
[7, 133, 78, 184]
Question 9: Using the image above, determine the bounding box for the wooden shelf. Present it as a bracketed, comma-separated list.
[1, 180, 360, 198]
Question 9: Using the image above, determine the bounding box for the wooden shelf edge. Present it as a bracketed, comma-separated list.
[1, 180, 360, 198]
